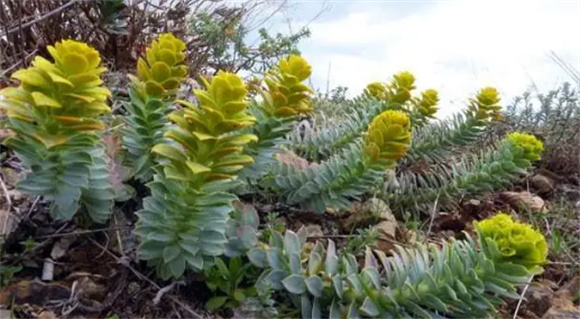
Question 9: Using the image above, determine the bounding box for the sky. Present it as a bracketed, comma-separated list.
[257, 0, 580, 118]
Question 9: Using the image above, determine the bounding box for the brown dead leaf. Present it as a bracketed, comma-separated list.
[501, 191, 548, 214]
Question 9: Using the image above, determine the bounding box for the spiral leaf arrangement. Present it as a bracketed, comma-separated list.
[238, 55, 314, 181]
[247, 212, 547, 318]
[0, 40, 114, 222]
[123, 33, 188, 182]
[263, 110, 412, 213]
[134, 71, 258, 279]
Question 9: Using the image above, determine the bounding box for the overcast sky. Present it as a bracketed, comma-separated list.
[259, 0, 580, 118]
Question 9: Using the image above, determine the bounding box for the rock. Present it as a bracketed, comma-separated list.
[559, 184, 580, 201]
[468, 199, 481, 206]
[344, 198, 395, 230]
[363, 198, 392, 220]
[542, 276, 580, 319]
[404, 229, 418, 244]
[74, 276, 107, 301]
[500, 191, 547, 214]
[367, 199, 398, 251]
[275, 151, 319, 170]
[531, 174, 555, 194]
[303, 224, 323, 238]
[524, 280, 557, 316]
[7, 189, 26, 204]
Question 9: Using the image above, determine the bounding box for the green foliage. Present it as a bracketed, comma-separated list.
[122, 33, 188, 182]
[239, 55, 314, 182]
[225, 202, 260, 257]
[504, 82, 579, 146]
[134, 71, 257, 279]
[0, 265, 22, 288]
[0, 40, 114, 222]
[248, 213, 546, 318]
[206, 202, 262, 312]
[204, 256, 258, 312]
[190, 11, 310, 74]
[341, 228, 380, 258]
[288, 96, 384, 161]
[385, 133, 544, 213]
[406, 86, 502, 162]
[290, 72, 434, 162]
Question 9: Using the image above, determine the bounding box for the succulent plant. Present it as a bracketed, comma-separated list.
[133, 33, 188, 97]
[476, 212, 548, 271]
[247, 213, 545, 318]
[238, 55, 314, 182]
[134, 71, 257, 279]
[263, 110, 412, 213]
[123, 33, 188, 182]
[416, 89, 439, 118]
[0, 40, 114, 222]
[363, 110, 412, 165]
[363, 71, 416, 106]
[386, 129, 546, 213]
[506, 132, 544, 162]
[259, 55, 313, 117]
[363, 82, 388, 101]
[467, 87, 502, 120]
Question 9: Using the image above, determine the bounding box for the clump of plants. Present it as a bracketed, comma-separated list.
[0, 34, 550, 318]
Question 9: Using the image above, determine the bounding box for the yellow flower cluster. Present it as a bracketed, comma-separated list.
[476, 212, 548, 268]
[260, 55, 313, 117]
[153, 71, 257, 183]
[468, 87, 502, 120]
[414, 89, 439, 118]
[364, 110, 412, 164]
[0, 40, 110, 146]
[506, 132, 544, 162]
[134, 33, 188, 97]
[364, 71, 416, 105]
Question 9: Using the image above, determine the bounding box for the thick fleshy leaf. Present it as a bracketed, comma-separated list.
[282, 274, 306, 294]
[31, 92, 61, 108]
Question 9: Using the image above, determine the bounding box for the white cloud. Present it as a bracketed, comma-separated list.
[293, 0, 580, 118]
